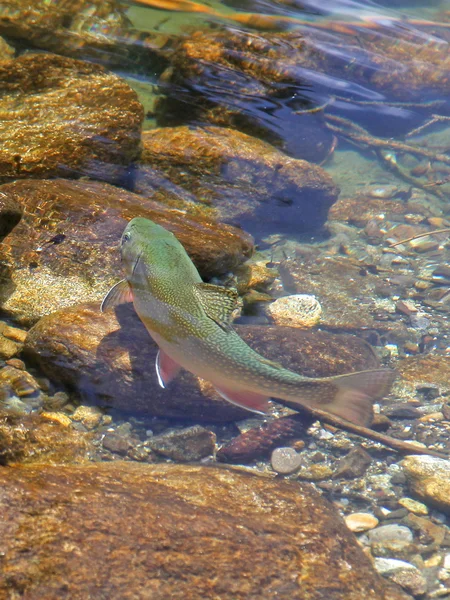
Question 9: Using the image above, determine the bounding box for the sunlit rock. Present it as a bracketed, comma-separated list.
[25, 303, 381, 421]
[0, 53, 143, 184]
[0, 462, 412, 599]
[133, 126, 339, 237]
[0, 179, 253, 324]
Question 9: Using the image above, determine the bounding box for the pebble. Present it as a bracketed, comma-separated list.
[389, 567, 428, 596]
[398, 497, 429, 516]
[368, 524, 414, 544]
[102, 432, 132, 455]
[41, 411, 73, 428]
[2, 325, 27, 343]
[72, 405, 103, 430]
[296, 465, 333, 481]
[267, 294, 322, 328]
[333, 446, 372, 479]
[344, 513, 379, 533]
[147, 426, 216, 462]
[271, 447, 304, 474]
[374, 557, 417, 575]
[402, 455, 450, 514]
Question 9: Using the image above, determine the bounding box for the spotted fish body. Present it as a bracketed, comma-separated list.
[102, 217, 396, 426]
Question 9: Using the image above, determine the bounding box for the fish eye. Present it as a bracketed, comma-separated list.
[121, 232, 131, 245]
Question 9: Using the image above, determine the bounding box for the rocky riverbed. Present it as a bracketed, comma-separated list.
[1, 0, 450, 598]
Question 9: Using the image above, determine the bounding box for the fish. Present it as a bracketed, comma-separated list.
[102, 217, 396, 427]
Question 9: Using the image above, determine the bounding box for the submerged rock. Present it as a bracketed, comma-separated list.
[0, 53, 143, 184]
[0, 0, 168, 67]
[0, 413, 93, 465]
[25, 303, 381, 421]
[147, 425, 216, 461]
[134, 126, 339, 237]
[0, 178, 252, 324]
[0, 462, 411, 599]
[158, 26, 450, 150]
[402, 455, 450, 515]
[279, 254, 408, 336]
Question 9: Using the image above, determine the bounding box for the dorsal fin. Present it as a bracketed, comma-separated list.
[193, 283, 240, 330]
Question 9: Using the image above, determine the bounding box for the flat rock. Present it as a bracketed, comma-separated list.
[0, 0, 168, 67]
[0, 462, 411, 599]
[279, 254, 408, 336]
[402, 455, 450, 515]
[0, 413, 93, 465]
[134, 126, 339, 236]
[24, 303, 382, 421]
[397, 355, 450, 394]
[0, 178, 253, 324]
[147, 425, 216, 461]
[0, 53, 143, 184]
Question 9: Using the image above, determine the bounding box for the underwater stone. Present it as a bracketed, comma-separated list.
[0, 462, 413, 600]
[134, 126, 339, 237]
[0, 53, 143, 184]
[147, 425, 216, 461]
[344, 513, 379, 533]
[267, 294, 322, 328]
[271, 446, 304, 474]
[0, 0, 168, 67]
[402, 455, 450, 515]
[0, 413, 93, 465]
[0, 178, 253, 324]
[24, 303, 381, 422]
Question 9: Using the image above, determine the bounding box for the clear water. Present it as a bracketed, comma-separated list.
[2, 0, 450, 596]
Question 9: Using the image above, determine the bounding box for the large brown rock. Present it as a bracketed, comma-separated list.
[0, 0, 168, 67]
[25, 303, 382, 421]
[0, 178, 253, 324]
[0, 53, 143, 184]
[0, 462, 411, 600]
[135, 126, 339, 236]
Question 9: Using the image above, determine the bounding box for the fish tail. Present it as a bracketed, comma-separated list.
[279, 368, 396, 427]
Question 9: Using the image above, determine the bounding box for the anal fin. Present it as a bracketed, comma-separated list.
[214, 385, 270, 415]
[156, 348, 182, 388]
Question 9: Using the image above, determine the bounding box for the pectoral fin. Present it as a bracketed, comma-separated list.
[214, 384, 270, 415]
[156, 348, 182, 388]
[101, 280, 133, 312]
[193, 283, 241, 331]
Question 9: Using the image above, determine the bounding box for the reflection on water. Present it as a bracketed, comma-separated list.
[1, 0, 450, 597]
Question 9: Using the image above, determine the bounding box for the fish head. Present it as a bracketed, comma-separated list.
[120, 217, 185, 283]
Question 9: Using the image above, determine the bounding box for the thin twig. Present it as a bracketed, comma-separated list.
[389, 228, 450, 248]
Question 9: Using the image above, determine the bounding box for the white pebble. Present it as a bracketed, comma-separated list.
[267, 294, 322, 328]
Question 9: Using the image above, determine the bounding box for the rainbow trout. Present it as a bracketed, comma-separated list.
[102, 217, 395, 426]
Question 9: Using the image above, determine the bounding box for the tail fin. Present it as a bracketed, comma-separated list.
[279, 369, 396, 427]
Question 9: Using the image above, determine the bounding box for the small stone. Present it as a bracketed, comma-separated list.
[147, 426, 216, 462]
[41, 411, 72, 428]
[345, 513, 379, 533]
[271, 447, 304, 475]
[72, 405, 103, 430]
[43, 391, 70, 411]
[402, 455, 450, 514]
[2, 325, 27, 343]
[5, 359, 25, 370]
[368, 524, 414, 545]
[102, 432, 132, 455]
[389, 568, 427, 596]
[0, 336, 21, 359]
[296, 465, 333, 481]
[444, 554, 450, 571]
[333, 447, 372, 479]
[374, 558, 417, 575]
[267, 294, 322, 328]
